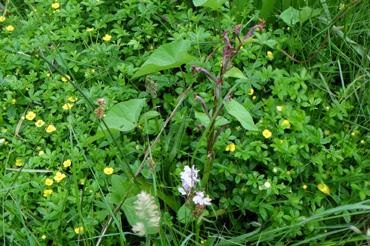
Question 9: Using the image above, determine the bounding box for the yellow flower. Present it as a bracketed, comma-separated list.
[74, 226, 84, 234]
[35, 119, 45, 127]
[67, 97, 78, 102]
[103, 167, 114, 175]
[302, 184, 308, 190]
[38, 150, 45, 156]
[5, 25, 14, 32]
[86, 27, 94, 32]
[15, 159, 23, 167]
[62, 103, 74, 110]
[46, 124, 56, 133]
[0, 16, 6, 22]
[63, 159, 72, 168]
[262, 129, 272, 139]
[43, 189, 53, 197]
[51, 2, 60, 10]
[11, 99, 16, 104]
[54, 171, 66, 182]
[267, 51, 273, 60]
[45, 178, 54, 186]
[41, 235, 47, 240]
[317, 183, 330, 195]
[276, 105, 283, 112]
[252, 96, 257, 101]
[248, 88, 254, 96]
[351, 130, 359, 137]
[225, 143, 236, 152]
[281, 119, 291, 129]
[61, 75, 70, 82]
[360, 139, 365, 144]
[26, 111, 36, 121]
[102, 34, 112, 42]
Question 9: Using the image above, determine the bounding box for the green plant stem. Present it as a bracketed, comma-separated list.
[195, 221, 200, 244]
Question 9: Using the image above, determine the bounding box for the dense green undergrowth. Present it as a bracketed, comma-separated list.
[0, 0, 369, 245]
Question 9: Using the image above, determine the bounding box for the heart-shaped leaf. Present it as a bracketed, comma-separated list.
[279, 7, 300, 26]
[193, 0, 226, 10]
[224, 67, 247, 80]
[133, 40, 196, 78]
[104, 99, 146, 132]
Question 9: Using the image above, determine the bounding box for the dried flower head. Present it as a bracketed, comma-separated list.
[97, 98, 106, 106]
[95, 107, 105, 119]
[132, 191, 160, 236]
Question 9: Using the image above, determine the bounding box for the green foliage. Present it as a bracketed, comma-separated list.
[0, 0, 369, 245]
[224, 99, 257, 131]
[103, 99, 146, 132]
[133, 40, 196, 78]
[193, 0, 227, 10]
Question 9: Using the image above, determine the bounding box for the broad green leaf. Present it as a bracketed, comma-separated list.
[299, 7, 321, 24]
[224, 67, 247, 80]
[224, 99, 257, 131]
[133, 40, 196, 78]
[122, 196, 138, 226]
[279, 7, 300, 26]
[86, 128, 119, 144]
[103, 99, 146, 132]
[139, 110, 160, 124]
[193, 0, 226, 10]
[194, 111, 229, 127]
[177, 204, 193, 224]
[110, 175, 137, 204]
[260, 0, 277, 19]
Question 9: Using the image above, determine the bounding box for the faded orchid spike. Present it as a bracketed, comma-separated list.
[223, 32, 232, 50]
[195, 94, 210, 116]
[243, 19, 266, 42]
[222, 32, 235, 74]
[191, 65, 217, 83]
[234, 24, 242, 35]
[222, 32, 234, 72]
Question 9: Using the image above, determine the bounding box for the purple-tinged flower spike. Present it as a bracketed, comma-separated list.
[234, 24, 243, 44]
[191, 65, 218, 83]
[178, 165, 200, 195]
[243, 19, 266, 42]
[221, 31, 236, 74]
[222, 31, 234, 59]
[193, 191, 212, 206]
[195, 94, 210, 117]
[234, 24, 242, 35]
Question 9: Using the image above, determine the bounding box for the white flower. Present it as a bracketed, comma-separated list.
[264, 181, 271, 189]
[192, 191, 212, 206]
[179, 165, 199, 195]
[178, 187, 187, 195]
